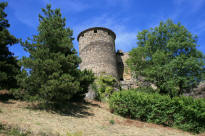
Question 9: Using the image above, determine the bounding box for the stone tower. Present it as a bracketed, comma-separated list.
[77, 27, 118, 79]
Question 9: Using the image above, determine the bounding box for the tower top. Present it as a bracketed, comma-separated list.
[77, 27, 116, 41]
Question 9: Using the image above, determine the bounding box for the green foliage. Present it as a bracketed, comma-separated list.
[109, 90, 205, 133]
[134, 86, 156, 93]
[92, 75, 118, 101]
[127, 19, 205, 96]
[109, 119, 115, 125]
[0, 2, 19, 90]
[13, 5, 94, 103]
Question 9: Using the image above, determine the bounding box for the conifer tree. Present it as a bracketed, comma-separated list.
[127, 19, 205, 96]
[15, 5, 94, 103]
[0, 2, 19, 90]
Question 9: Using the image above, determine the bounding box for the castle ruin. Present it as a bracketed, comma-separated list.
[78, 27, 205, 99]
[78, 27, 137, 98]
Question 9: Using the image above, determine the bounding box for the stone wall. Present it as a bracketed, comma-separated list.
[184, 82, 205, 98]
[116, 50, 138, 89]
[78, 27, 119, 99]
[78, 27, 158, 99]
[78, 27, 118, 79]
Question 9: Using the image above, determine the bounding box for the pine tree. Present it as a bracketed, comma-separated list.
[127, 19, 205, 96]
[0, 2, 19, 90]
[15, 5, 94, 103]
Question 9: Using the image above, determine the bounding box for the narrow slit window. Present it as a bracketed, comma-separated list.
[94, 29, 97, 33]
[108, 32, 111, 35]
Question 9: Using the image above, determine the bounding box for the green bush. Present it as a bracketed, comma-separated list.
[134, 86, 157, 93]
[109, 90, 205, 133]
[91, 75, 119, 101]
[109, 119, 115, 125]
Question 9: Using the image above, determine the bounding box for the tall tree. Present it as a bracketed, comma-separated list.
[127, 19, 205, 96]
[0, 2, 19, 90]
[15, 5, 94, 103]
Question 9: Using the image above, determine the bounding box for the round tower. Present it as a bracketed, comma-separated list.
[78, 27, 118, 79]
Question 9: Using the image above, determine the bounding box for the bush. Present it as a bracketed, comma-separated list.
[134, 86, 156, 93]
[91, 75, 119, 101]
[109, 90, 205, 133]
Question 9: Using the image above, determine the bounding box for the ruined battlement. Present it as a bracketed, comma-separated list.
[78, 27, 205, 99]
[78, 27, 137, 98]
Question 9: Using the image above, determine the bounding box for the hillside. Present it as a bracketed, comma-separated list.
[0, 96, 198, 136]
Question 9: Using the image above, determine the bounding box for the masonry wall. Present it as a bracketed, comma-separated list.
[78, 28, 119, 79]
[116, 51, 138, 89]
[116, 51, 132, 81]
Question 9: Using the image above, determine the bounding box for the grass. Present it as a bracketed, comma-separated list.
[66, 131, 82, 136]
[0, 91, 198, 136]
[0, 98, 197, 136]
[109, 119, 115, 125]
[0, 123, 30, 136]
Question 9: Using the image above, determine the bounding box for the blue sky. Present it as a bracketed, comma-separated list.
[3, 0, 205, 59]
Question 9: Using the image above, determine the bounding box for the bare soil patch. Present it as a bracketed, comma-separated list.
[0, 98, 197, 136]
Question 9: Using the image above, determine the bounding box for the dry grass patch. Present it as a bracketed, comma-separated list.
[0, 98, 197, 136]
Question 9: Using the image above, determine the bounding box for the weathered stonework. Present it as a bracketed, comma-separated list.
[116, 50, 138, 89]
[78, 27, 204, 99]
[116, 50, 132, 81]
[78, 27, 118, 80]
[78, 27, 119, 99]
[184, 82, 205, 98]
[78, 27, 156, 99]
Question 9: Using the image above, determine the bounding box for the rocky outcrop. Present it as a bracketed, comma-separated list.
[184, 82, 205, 98]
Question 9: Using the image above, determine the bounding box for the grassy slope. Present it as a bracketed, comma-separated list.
[0, 125, 29, 136]
[0, 98, 198, 136]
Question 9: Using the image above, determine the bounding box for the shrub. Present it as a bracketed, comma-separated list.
[109, 119, 115, 125]
[92, 75, 119, 101]
[109, 90, 205, 133]
[134, 86, 156, 93]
